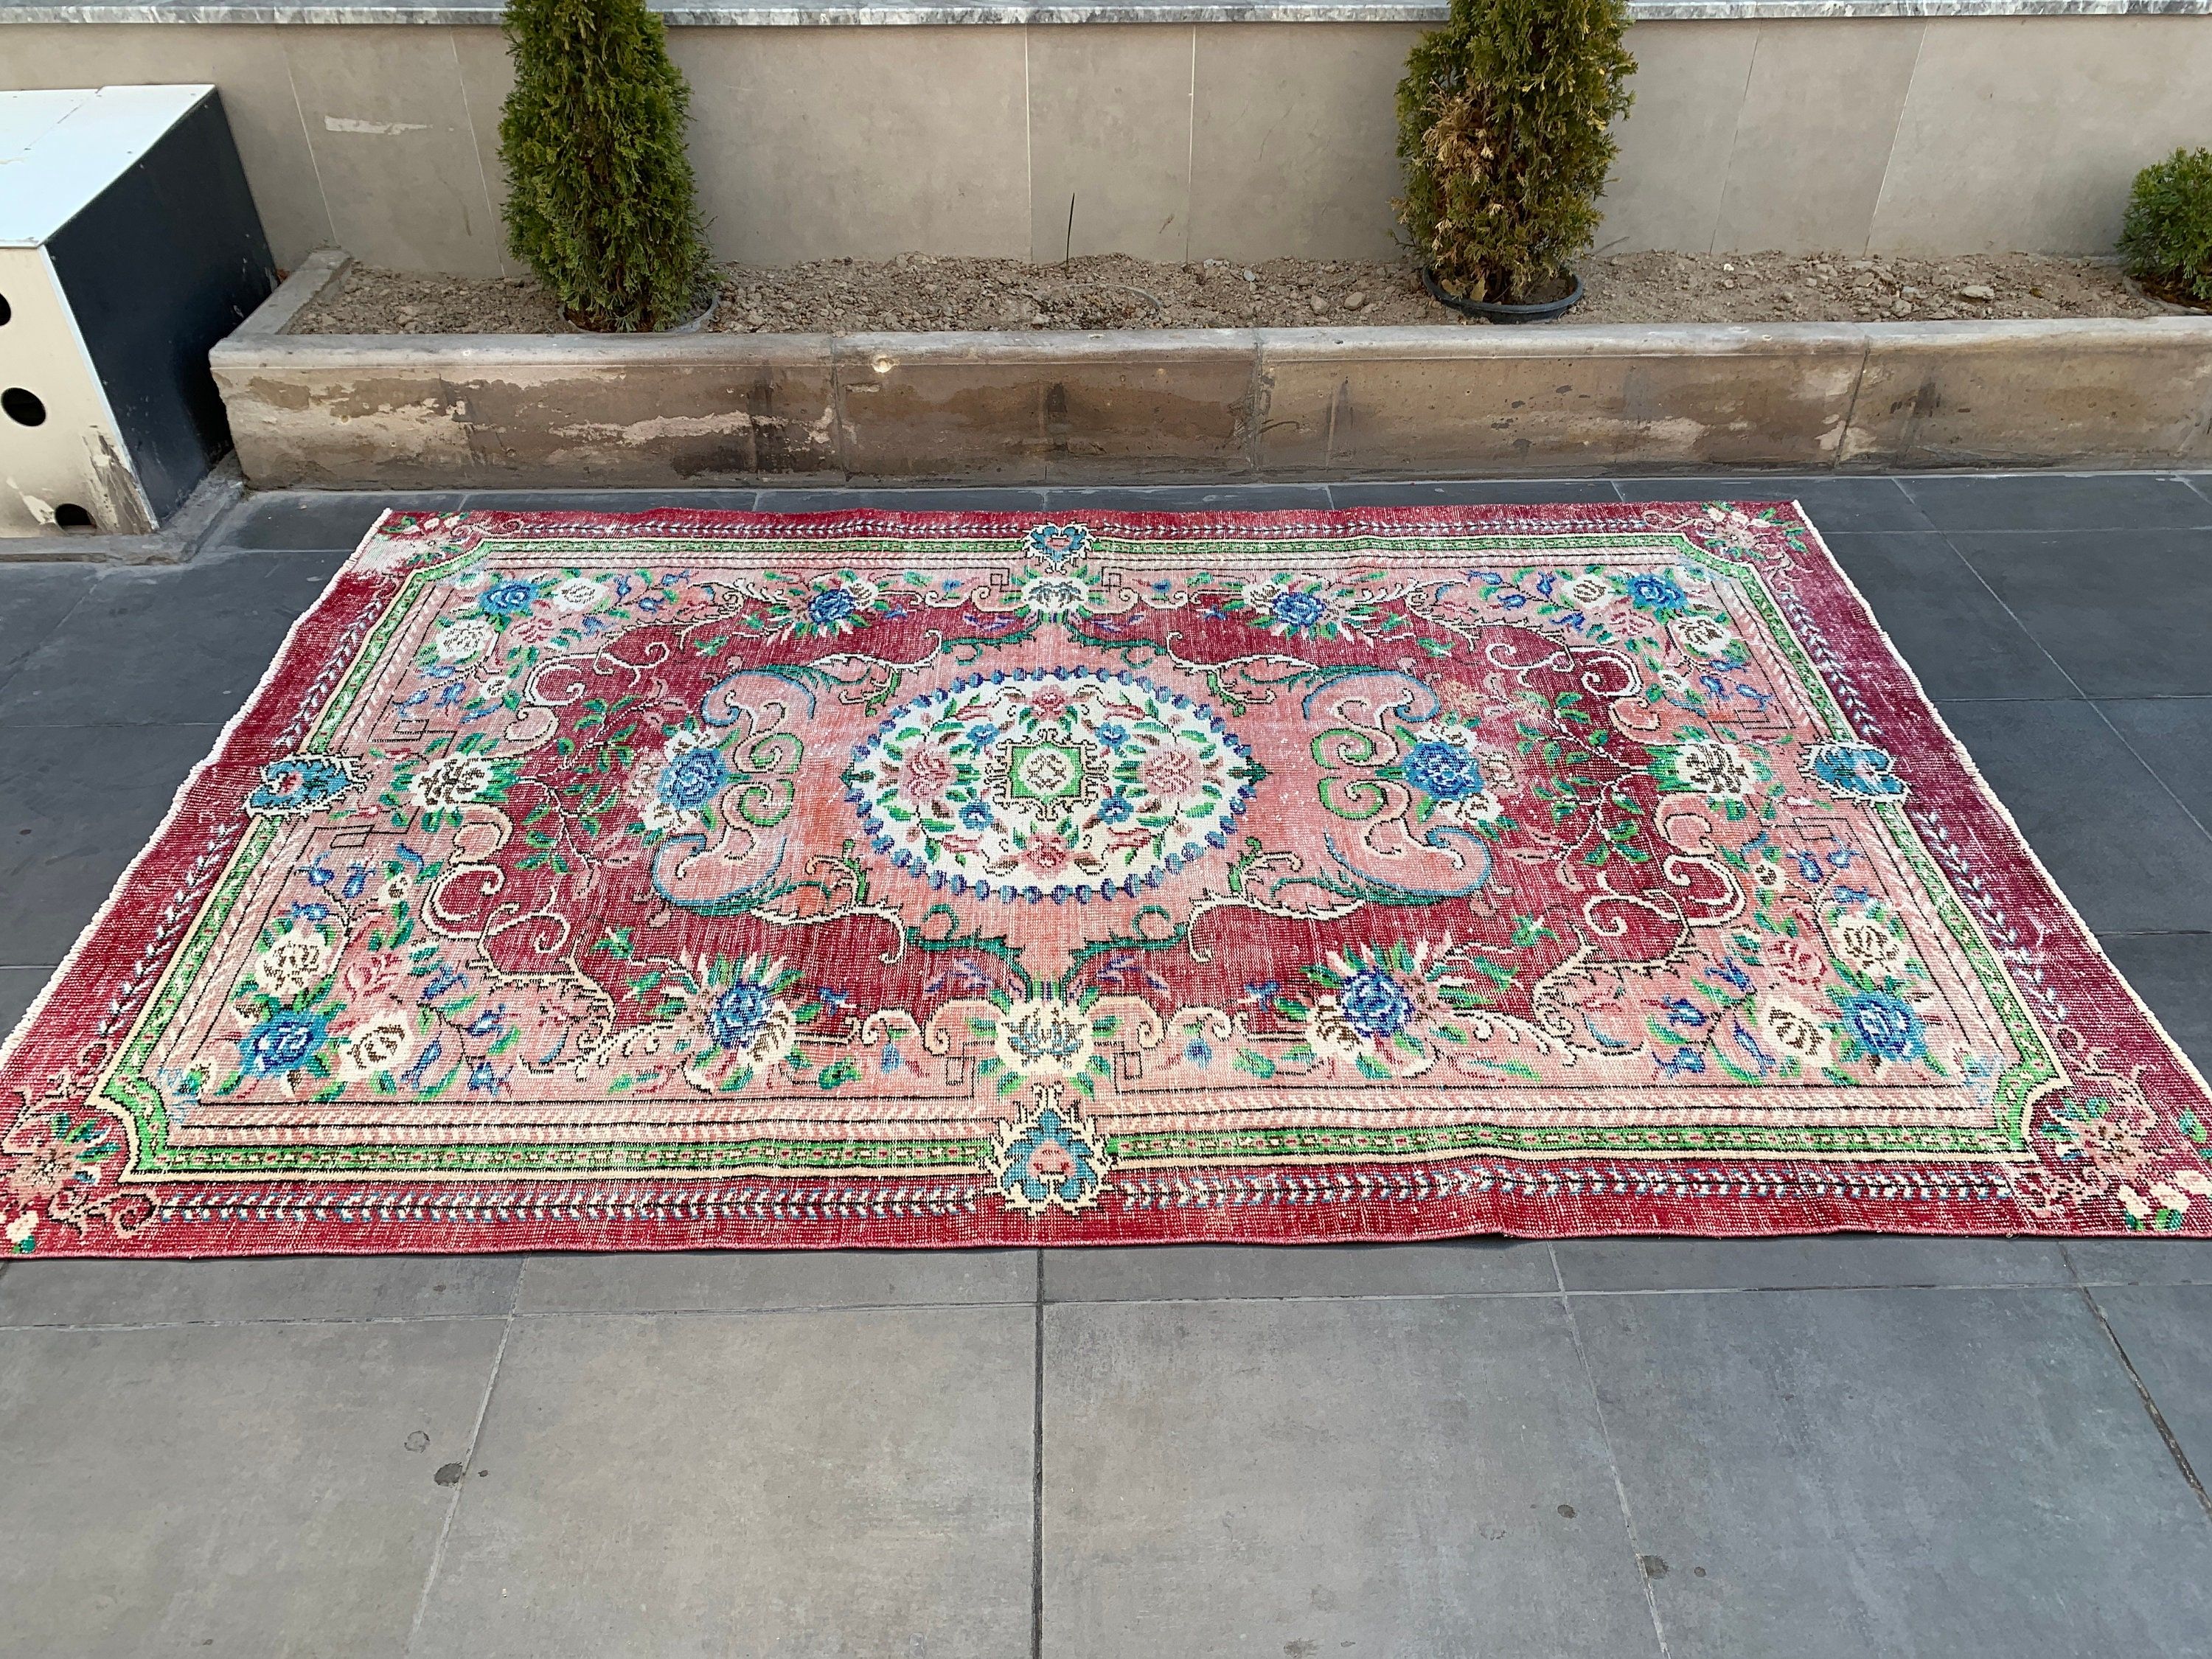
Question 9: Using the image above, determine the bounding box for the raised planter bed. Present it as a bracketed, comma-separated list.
[212, 251, 2212, 487]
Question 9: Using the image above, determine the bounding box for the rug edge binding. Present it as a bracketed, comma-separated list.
[0, 507, 399, 1081]
[1784, 498, 2212, 1118]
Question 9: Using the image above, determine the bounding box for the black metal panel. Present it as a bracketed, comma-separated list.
[45, 89, 276, 523]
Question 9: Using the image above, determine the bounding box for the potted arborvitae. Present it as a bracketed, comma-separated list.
[1396, 0, 1635, 321]
[2119, 147, 2212, 311]
[499, 0, 712, 333]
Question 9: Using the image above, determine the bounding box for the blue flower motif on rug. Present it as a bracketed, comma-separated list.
[1024, 523, 1093, 566]
[990, 1105, 1111, 1214]
[1803, 741, 1907, 801]
[245, 754, 366, 817]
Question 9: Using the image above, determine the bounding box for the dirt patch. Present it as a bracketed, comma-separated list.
[290, 250, 2171, 335]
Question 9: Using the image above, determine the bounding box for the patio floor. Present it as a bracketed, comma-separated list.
[2, 471, 2210, 1658]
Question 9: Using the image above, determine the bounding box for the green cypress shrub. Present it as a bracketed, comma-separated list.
[1397, 0, 1635, 306]
[2119, 147, 2212, 307]
[498, 0, 712, 333]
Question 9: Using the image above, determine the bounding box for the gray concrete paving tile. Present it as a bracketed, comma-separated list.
[2087, 1283, 2212, 1478]
[1043, 1239, 1559, 1302]
[1552, 1236, 2073, 1293]
[1902, 472, 2212, 532]
[0, 1317, 505, 1659]
[0, 1256, 525, 1326]
[1936, 700, 2212, 933]
[2065, 1238, 2212, 1287]
[219, 489, 469, 551]
[409, 1306, 1034, 1659]
[1044, 483, 1332, 511]
[1820, 531, 2076, 700]
[0, 723, 226, 963]
[515, 1247, 1034, 1313]
[0, 549, 341, 727]
[1573, 1286, 2212, 1658]
[2098, 931, 2212, 1071]
[0, 564, 94, 695]
[1040, 1295, 1660, 1659]
[1325, 476, 1621, 506]
[457, 489, 762, 513]
[0, 964, 47, 1029]
[1947, 529, 2212, 698]
[2098, 698, 2212, 829]
[1618, 475, 1938, 534]
[753, 485, 1051, 513]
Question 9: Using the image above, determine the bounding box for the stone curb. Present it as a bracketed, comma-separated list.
[212, 282, 2212, 487]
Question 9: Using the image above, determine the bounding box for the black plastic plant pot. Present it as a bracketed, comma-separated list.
[566, 287, 720, 335]
[661, 286, 722, 334]
[1422, 266, 1585, 324]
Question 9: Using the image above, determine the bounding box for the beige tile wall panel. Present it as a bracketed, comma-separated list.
[8, 15, 2212, 270]
[1592, 22, 1758, 254]
[1869, 15, 2212, 254]
[451, 24, 519, 275]
[1709, 18, 1924, 254]
[282, 27, 507, 275]
[1026, 24, 1197, 265]
[672, 27, 1030, 265]
[1186, 23, 1422, 264]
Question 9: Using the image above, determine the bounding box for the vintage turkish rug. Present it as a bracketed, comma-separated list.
[4, 502, 2209, 1256]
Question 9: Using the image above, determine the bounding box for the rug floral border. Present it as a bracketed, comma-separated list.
[4, 500, 2208, 1254]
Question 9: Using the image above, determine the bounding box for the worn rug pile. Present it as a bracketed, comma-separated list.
[4, 502, 2208, 1255]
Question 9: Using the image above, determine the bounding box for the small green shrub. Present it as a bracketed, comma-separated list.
[1396, 0, 1635, 306]
[499, 0, 711, 332]
[2120, 147, 2212, 306]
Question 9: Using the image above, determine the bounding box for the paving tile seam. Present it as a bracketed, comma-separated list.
[1906, 521, 2212, 534]
[2090, 702, 2212, 846]
[1548, 1245, 1676, 1659]
[403, 1309, 516, 1658]
[0, 721, 228, 733]
[0, 1297, 1041, 1332]
[2076, 1282, 2212, 1529]
[5, 1282, 2168, 1332]
[1029, 1250, 1046, 1659]
[1037, 1282, 2107, 1306]
[0, 577, 100, 708]
[0, 1312, 521, 1332]
[1928, 535, 2095, 704]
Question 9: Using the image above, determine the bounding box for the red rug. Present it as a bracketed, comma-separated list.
[5, 503, 2208, 1255]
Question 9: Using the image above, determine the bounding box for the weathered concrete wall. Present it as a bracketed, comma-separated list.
[7, 13, 2211, 274]
[211, 296, 2212, 486]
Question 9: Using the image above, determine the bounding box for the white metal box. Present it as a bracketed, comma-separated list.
[0, 86, 276, 536]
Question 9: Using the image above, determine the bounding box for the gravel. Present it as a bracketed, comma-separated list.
[289, 250, 2176, 335]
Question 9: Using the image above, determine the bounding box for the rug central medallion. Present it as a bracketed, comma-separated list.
[844, 666, 1262, 905]
[3, 502, 2207, 1255]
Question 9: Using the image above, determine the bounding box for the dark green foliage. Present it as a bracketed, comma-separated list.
[2119, 147, 2212, 306]
[498, 0, 711, 332]
[1396, 0, 1635, 305]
